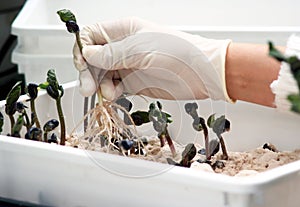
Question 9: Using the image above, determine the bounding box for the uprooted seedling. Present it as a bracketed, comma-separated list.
[57, 9, 143, 155]
[269, 41, 300, 113]
[185, 102, 230, 161]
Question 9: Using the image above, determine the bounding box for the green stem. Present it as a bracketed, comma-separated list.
[9, 115, 15, 135]
[76, 32, 83, 52]
[56, 97, 66, 145]
[30, 100, 41, 129]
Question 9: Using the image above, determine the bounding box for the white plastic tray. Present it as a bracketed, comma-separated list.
[1, 81, 300, 207]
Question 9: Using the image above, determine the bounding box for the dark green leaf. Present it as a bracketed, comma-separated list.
[184, 102, 198, 119]
[268, 41, 287, 62]
[5, 81, 22, 116]
[130, 111, 150, 126]
[212, 115, 230, 136]
[181, 143, 197, 162]
[6, 81, 22, 109]
[57, 9, 77, 23]
[207, 114, 215, 128]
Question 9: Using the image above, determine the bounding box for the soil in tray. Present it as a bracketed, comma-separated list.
[67, 136, 300, 177]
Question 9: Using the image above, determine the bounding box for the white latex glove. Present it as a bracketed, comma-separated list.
[73, 17, 233, 102]
[271, 34, 300, 112]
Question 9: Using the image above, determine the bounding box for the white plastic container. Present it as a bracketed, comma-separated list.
[11, 0, 300, 83]
[1, 81, 300, 207]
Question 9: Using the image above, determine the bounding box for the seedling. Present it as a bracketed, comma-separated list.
[25, 127, 42, 141]
[39, 69, 66, 145]
[5, 81, 22, 135]
[167, 143, 197, 167]
[185, 102, 230, 160]
[269, 41, 300, 113]
[26, 83, 41, 128]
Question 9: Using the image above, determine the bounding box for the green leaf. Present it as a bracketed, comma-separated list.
[5, 81, 22, 116]
[207, 114, 215, 128]
[268, 41, 287, 62]
[0, 112, 3, 133]
[6, 81, 22, 107]
[212, 115, 230, 136]
[287, 94, 300, 113]
[181, 143, 197, 162]
[45, 69, 63, 99]
[57, 9, 77, 23]
[130, 111, 150, 126]
[38, 82, 49, 89]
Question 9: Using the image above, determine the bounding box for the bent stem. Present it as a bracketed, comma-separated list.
[219, 135, 228, 160]
[30, 100, 41, 129]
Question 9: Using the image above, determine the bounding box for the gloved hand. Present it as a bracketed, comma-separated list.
[73, 17, 233, 102]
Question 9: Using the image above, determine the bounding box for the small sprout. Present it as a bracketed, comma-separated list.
[185, 102, 209, 159]
[15, 102, 30, 131]
[209, 115, 230, 160]
[263, 143, 278, 152]
[167, 143, 197, 168]
[43, 119, 59, 142]
[48, 133, 58, 144]
[185, 103, 230, 160]
[41, 70, 66, 145]
[5, 81, 22, 135]
[180, 143, 197, 167]
[25, 127, 42, 141]
[12, 115, 24, 137]
[149, 101, 175, 156]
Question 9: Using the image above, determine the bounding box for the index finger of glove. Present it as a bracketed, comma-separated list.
[80, 17, 151, 46]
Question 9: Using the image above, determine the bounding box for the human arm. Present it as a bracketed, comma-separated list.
[225, 43, 284, 107]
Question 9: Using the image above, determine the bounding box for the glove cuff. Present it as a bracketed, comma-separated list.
[270, 34, 300, 112]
